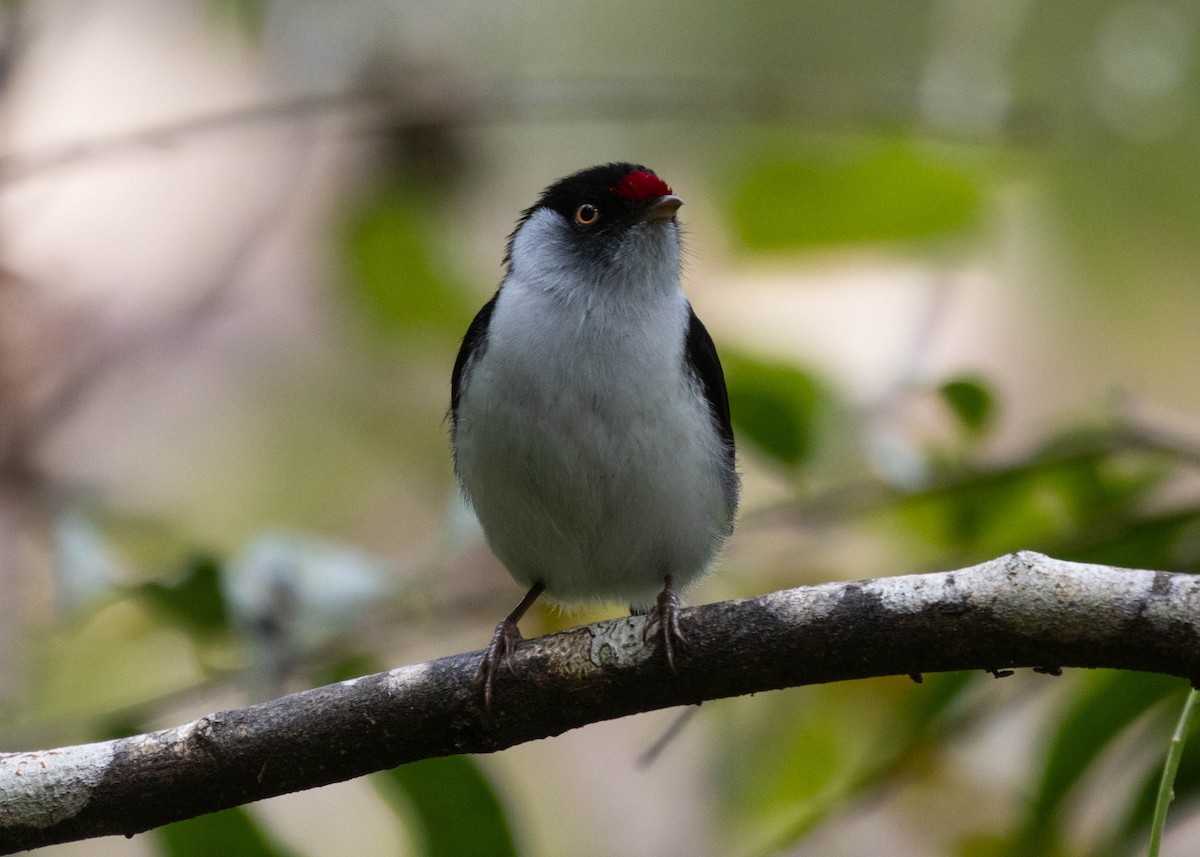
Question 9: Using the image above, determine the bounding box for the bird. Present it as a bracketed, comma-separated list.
[450, 163, 739, 710]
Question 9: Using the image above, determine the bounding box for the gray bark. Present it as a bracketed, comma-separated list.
[3, 551, 1200, 854]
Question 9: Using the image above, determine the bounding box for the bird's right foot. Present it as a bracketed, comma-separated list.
[475, 581, 545, 716]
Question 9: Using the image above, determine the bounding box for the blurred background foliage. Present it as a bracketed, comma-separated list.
[3, 0, 1200, 855]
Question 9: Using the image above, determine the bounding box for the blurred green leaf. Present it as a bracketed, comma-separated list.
[723, 352, 828, 470]
[956, 833, 1008, 857]
[895, 669, 978, 735]
[1051, 454, 1165, 525]
[1060, 506, 1200, 572]
[1035, 673, 1179, 818]
[204, 0, 267, 38]
[729, 141, 982, 251]
[940, 377, 996, 436]
[28, 600, 207, 722]
[719, 687, 872, 854]
[344, 185, 473, 336]
[1109, 698, 1200, 855]
[725, 674, 980, 856]
[157, 807, 293, 857]
[895, 432, 1171, 558]
[1005, 672, 1184, 856]
[898, 466, 1068, 556]
[376, 756, 517, 857]
[137, 554, 229, 640]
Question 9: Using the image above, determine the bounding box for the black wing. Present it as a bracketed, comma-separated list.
[450, 293, 498, 424]
[684, 306, 735, 466]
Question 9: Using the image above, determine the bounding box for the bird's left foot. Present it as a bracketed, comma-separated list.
[476, 618, 523, 714]
[641, 575, 686, 672]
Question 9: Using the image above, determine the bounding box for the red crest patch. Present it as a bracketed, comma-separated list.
[614, 169, 672, 201]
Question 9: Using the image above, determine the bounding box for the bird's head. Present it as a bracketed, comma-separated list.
[505, 163, 683, 290]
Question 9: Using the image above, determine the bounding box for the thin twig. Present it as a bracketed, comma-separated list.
[1148, 688, 1200, 857]
[0, 72, 1050, 187]
[0, 89, 390, 183]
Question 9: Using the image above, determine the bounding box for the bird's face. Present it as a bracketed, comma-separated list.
[505, 163, 683, 294]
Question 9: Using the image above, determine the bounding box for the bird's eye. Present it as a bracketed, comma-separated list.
[574, 203, 600, 227]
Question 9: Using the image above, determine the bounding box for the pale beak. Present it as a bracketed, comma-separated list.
[644, 194, 683, 221]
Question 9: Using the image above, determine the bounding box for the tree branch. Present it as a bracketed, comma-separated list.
[3, 551, 1200, 853]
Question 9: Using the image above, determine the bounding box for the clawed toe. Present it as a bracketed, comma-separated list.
[476, 582, 545, 716]
[477, 619, 522, 714]
[642, 576, 686, 672]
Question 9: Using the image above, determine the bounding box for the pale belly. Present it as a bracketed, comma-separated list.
[455, 377, 731, 609]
